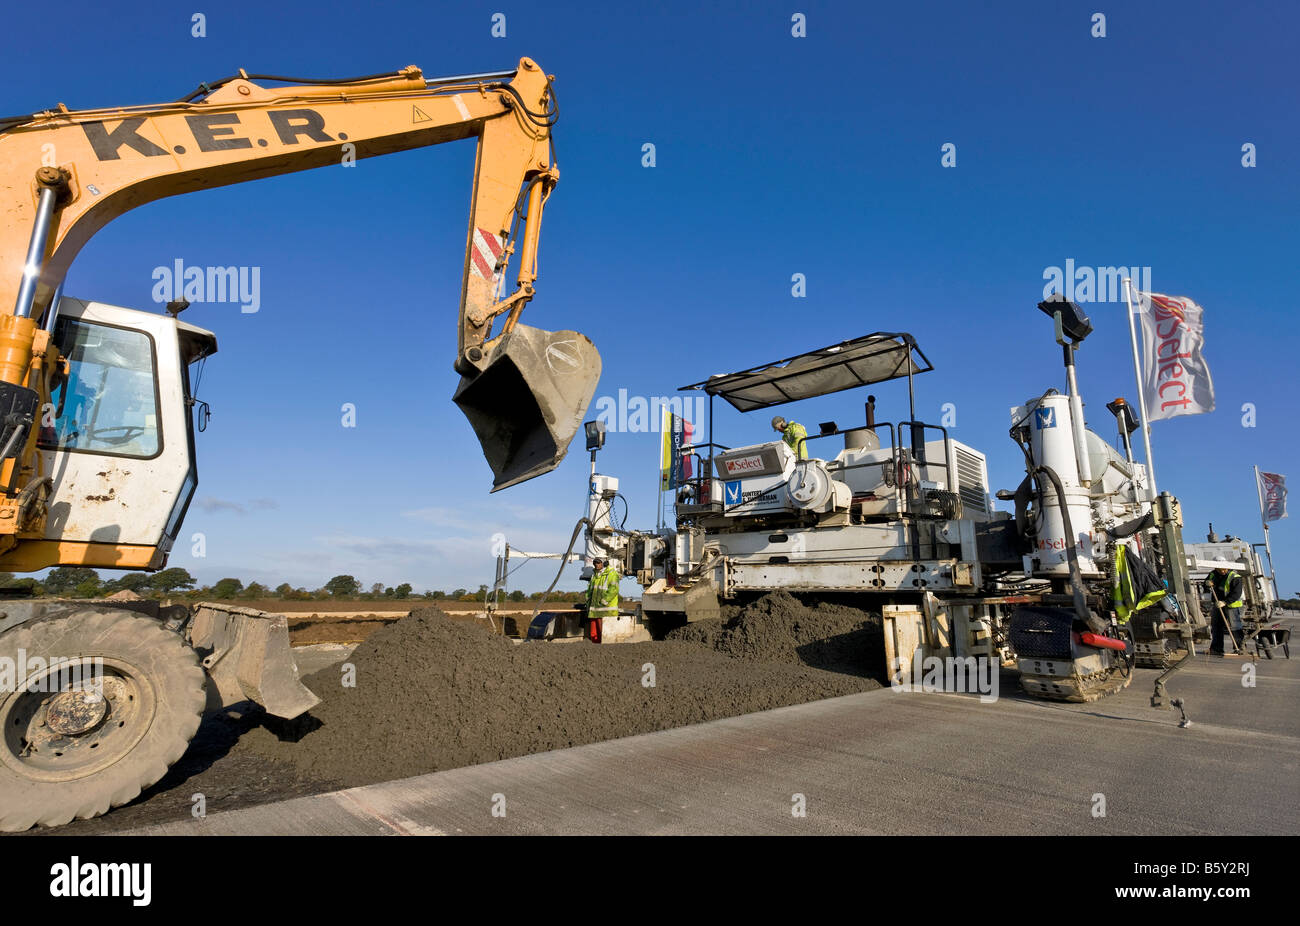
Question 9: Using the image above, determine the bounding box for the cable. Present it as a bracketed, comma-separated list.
[0, 113, 39, 133]
[175, 69, 418, 103]
[527, 517, 591, 625]
[1031, 463, 1092, 628]
[5, 67, 556, 137]
[497, 77, 558, 129]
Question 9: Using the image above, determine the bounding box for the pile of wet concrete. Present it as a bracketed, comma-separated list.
[238, 592, 884, 788]
[667, 590, 884, 677]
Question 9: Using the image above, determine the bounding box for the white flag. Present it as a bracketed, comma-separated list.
[1259, 470, 1288, 522]
[1133, 290, 1216, 421]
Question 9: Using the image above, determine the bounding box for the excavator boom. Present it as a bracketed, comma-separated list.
[0, 60, 600, 830]
[0, 57, 598, 501]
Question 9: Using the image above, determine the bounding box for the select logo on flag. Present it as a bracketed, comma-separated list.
[1259, 471, 1288, 522]
[1134, 290, 1216, 421]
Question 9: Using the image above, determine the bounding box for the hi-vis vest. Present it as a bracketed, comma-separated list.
[783, 422, 809, 460]
[586, 565, 621, 620]
[1215, 571, 1244, 609]
[1112, 544, 1167, 624]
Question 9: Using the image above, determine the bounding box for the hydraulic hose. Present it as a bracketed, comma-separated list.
[1110, 510, 1154, 539]
[527, 516, 591, 626]
[1031, 463, 1092, 628]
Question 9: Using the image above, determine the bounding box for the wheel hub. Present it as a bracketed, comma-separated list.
[44, 689, 108, 736]
[1, 659, 155, 781]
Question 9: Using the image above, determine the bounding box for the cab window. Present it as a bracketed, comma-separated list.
[39, 319, 161, 459]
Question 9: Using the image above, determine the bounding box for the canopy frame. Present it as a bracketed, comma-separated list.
[679, 332, 933, 422]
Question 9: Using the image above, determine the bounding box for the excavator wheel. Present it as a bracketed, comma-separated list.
[0, 609, 206, 831]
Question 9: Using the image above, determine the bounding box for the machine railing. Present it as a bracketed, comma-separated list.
[674, 442, 731, 511]
[672, 421, 958, 521]
[806, 423, 896, 504]
[805, 419, 958, 519]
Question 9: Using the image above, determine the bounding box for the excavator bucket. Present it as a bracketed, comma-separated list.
[454, 324, 601, 491]
[188, 604, 321, 719]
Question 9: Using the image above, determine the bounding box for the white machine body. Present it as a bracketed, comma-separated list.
[711, 434, 991, 522]
[1014, 393, 1101, 577]
[585, 473, 621, 568]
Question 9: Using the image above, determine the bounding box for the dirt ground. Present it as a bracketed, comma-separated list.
[239, 598, 412, 614]
[23, 709, 337, 836]
[30, 592, 881, 835]
[283, 604, 571, 644]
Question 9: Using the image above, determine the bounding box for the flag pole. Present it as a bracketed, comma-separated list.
[657, 406, 667, 533]
[1124, 277, 1159, 502]
[1254, 465, 1280, 602]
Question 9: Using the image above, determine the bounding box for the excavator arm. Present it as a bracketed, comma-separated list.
[0, 60, 606, 831]
[0, 57, 599, 524]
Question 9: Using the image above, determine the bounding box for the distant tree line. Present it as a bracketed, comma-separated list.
[0, 569, 586, 603]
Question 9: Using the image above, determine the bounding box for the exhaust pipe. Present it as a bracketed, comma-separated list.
[454, 324, 601, 491]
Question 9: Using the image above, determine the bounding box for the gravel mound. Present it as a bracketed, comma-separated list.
[667, 590, 884, 678]
[239, 603, 878, 787]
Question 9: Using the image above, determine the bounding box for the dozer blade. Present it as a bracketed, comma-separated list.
[188, 604, 321, 719]
[455, 323, 601, 491]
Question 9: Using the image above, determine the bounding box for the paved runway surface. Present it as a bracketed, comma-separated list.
[116, 619, 1299, 835]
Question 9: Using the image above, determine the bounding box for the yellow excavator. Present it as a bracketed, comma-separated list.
[0, 58, 599, 830]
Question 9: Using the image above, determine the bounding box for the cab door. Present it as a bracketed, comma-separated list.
[34, 298, 197, 570]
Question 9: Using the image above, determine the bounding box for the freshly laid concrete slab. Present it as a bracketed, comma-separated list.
[116, 626, 1300, 836]
[290, 643, 357, 676]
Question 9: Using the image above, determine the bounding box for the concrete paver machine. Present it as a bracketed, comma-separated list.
[600, 300, 1207, 704]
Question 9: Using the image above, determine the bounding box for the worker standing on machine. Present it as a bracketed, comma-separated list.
[771, 416, 809, 460]
[1204, 556, 1245, 656]
[584, 556, 621, 643]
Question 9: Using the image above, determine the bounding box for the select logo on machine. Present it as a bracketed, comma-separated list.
[1034, 407, 1056, 430]
[890, 651, 998, 703]
[722, 454, 765, 475]
[49, 857, 151, 907]
[1037, 532, 1098, 554]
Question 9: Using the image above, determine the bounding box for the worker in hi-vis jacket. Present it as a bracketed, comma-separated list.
[772, 416, 808, 460]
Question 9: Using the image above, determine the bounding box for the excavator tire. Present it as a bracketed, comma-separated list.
[0, 609, 205, 831]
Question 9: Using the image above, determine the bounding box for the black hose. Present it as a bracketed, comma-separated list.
[1111, 510, 1154, 538]
[497, 78, 558, 128]
[0, 113, 39, 133]
[528, 517, 590, 625]
[5, 68, 556, 137]
[175, 69, 417, 103]
[1031, 463, 1092, 627]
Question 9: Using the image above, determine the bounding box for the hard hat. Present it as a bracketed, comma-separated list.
[592, 556, 606, 567]
[771, 415, 787, 431]
[1214, 556, 1228, 563]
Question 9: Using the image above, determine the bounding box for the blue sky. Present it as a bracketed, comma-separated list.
[3, 0, 1295, 594]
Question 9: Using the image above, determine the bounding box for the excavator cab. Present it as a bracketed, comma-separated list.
[26, 297, 214, 570]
